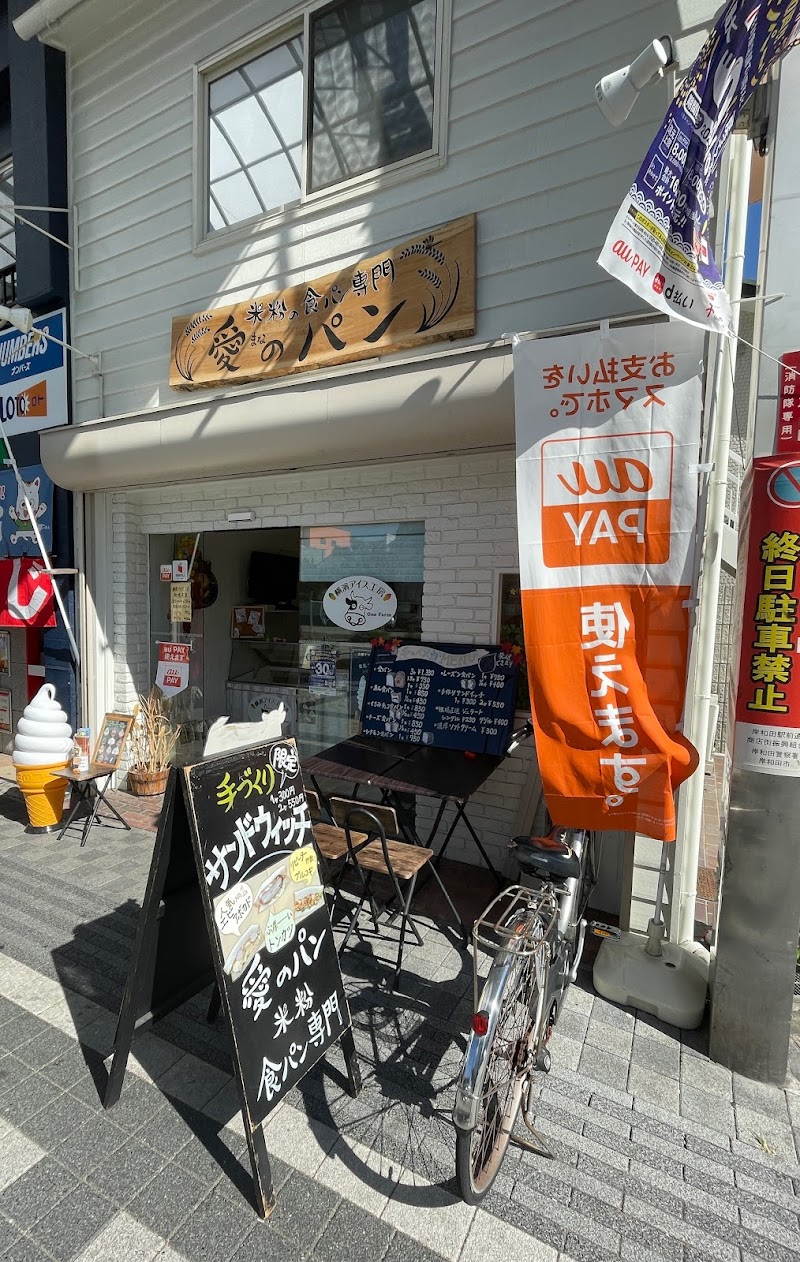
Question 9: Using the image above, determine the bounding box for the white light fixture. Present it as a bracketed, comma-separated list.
[0, 303, 101, 373]
[227, 510, 255, 524]
[0, 304, 33, 333]
[595, 37, 676, 127]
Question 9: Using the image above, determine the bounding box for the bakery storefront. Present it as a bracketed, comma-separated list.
[40, 218, 630, 907]
[40, 216, 567, 875]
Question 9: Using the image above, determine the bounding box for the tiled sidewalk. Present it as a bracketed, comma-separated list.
[0, 780, 797, 1262]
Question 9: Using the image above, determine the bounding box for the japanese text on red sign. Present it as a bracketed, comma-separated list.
[743, 529, 800, 716]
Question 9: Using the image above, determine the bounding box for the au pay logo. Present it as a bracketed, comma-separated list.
[540, 430, 674, 569]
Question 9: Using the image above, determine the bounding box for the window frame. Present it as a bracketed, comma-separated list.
[193, 0, 451, 252]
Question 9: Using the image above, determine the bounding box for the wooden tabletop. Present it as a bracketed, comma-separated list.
[55, 763, 116, 783]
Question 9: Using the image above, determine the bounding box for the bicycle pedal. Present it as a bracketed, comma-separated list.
[589, 921, 621, 940]
[534, 1047, 551, 1073]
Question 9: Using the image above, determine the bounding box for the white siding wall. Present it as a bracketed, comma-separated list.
[65, 0, 718, 423]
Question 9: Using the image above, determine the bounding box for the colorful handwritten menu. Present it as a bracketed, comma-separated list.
[183, 739, 349, 1127]
[361, 643, 519, 756]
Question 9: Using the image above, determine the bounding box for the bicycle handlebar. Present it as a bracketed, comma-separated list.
[505, 720, 534, 753]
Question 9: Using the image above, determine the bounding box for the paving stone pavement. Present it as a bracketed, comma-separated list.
[0, 782, 798, 1262]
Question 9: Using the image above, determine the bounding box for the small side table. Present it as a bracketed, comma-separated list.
[56, 764, 132, 846]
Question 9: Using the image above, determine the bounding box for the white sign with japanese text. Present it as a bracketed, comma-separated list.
[514, 322, 704, 841]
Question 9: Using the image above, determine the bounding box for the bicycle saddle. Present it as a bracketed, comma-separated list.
[513, 828, 581, 880]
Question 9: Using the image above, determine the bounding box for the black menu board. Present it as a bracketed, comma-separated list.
[361, 642, 519, 755]
[104, 740, 359, 1219]
[183, 739, 350, 1128]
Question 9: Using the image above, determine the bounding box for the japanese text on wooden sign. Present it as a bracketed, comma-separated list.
[184, 739, 349, 1125]
[734, 457, 800, 775]
[169, 216, 475, 391]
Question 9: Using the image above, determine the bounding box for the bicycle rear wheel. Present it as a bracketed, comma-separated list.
[455, 943, 542, 1204]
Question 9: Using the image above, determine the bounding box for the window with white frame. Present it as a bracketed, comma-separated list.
[203, 0, 443, 238]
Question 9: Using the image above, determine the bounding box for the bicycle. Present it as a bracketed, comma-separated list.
[452, 765, 604, 1203]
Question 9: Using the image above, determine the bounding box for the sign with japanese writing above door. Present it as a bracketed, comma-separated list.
[183, 739, 350, 1126]
[169, 216, 475, 391]
[514, 322, 704, 842]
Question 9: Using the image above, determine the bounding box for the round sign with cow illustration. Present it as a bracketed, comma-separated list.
[322, 576, 397, 632]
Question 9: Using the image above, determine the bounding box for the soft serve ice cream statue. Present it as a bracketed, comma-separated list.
[13, 683, 73, 767]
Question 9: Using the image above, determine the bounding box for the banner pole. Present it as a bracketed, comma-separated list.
[0, 416, 79, 664]
[672, 131, 751, 946]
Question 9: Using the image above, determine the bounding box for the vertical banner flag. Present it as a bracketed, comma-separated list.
[514, 323, 704, 841]
[0, 559, 57, 627]
[155, 642, 191, 697]
[599, 1, 800, 333]
[732, 455, 800, 774]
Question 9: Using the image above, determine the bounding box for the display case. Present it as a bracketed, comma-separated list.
[226, 639, 372, 756]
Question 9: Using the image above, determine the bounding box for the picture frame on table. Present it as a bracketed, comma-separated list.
[93, 712, 136, 770]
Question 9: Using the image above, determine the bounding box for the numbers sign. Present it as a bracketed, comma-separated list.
[184, 739, 350, 1127]
[104, 739, 359, 1219]
[361, 642, 519, 756]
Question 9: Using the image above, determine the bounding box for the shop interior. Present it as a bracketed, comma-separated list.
[148, 522, 425, 757]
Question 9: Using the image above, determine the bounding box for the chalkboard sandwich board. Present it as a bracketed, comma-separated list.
[104, 737, 360, 1218]
[361, 641, 519, 755]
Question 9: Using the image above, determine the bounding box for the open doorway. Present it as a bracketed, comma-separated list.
[148, 521, 424, 759]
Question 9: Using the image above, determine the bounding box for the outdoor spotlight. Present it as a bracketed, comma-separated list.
[595, 37, 676, 127]
[0, 304, 34, 334]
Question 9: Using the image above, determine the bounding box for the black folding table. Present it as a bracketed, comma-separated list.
[304, 734, 505, 883]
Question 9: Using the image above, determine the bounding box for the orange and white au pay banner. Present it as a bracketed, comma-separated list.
[514, 323, 704, 841]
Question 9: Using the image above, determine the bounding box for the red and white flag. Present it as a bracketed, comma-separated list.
[0, 558, 56, 627]
[155, 642, 190, 697]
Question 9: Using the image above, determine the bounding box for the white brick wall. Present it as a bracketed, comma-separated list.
[107, 449, 538, 872]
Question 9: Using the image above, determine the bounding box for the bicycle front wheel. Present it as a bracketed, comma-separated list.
[455, 944, 542, 1204]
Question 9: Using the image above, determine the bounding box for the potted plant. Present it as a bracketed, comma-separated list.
[126, 690, 180, 796]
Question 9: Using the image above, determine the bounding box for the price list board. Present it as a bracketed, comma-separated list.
[361, 642, 519, 756]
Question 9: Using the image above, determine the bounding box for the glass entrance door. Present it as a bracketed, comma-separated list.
[148, 532, 207, 759]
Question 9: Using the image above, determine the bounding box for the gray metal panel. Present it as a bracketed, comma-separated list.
[39, 346, 514, 492]
[709, 765, 800, 1083]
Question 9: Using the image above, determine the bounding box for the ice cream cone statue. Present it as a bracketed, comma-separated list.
[13, 684, 73, 832]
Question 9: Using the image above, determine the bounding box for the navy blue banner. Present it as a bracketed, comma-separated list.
[361, 641, 519, 755]
[0, 464, 53, 557]
[600, 1, 800, 331]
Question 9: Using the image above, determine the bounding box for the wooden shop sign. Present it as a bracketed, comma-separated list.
[169, 214, 475, 391]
